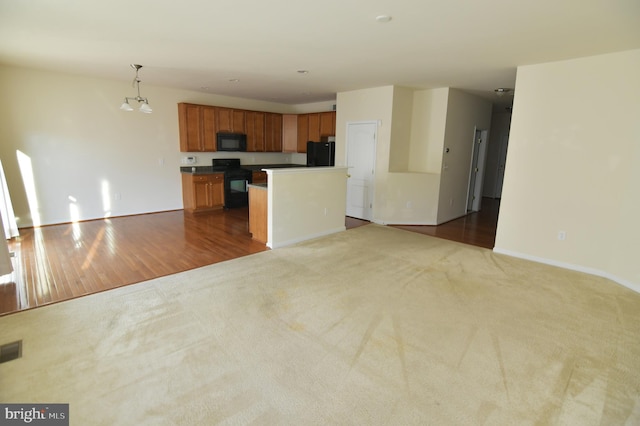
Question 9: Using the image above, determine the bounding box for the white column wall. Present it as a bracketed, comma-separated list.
[495, 49, 640, 290]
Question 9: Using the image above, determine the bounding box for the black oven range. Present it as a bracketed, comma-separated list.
[211, 158, 252, 209]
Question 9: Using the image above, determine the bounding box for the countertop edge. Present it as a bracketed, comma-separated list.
[248, 183, 268, 189]
[264, 166, 348, 175]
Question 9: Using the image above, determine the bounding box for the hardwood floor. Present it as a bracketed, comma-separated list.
[391, 197, 500, 249]
[1, 208, 267, 316]
[1, 199, 499, 316]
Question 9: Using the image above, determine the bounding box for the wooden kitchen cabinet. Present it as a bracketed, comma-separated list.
[216, 107, 246, 133]
[232, 109, 246, 133]
[252, 170, 267, 184]
[308, 113, 321, 142]
[296, 111, 336, 153]
[297, 114, 309, 153]
[179, 102, 327, 154]
[282, 114, 298, 152]
[320, 111, 336, 137]
[265, 113, 283, 152]
[182, 173, 224, 213]
[246, 111, 266, 152]
[248, 186, 268, 243]
[178, 103, 217, 152]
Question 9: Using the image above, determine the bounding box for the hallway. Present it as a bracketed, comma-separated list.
[391, 197, 500, 249]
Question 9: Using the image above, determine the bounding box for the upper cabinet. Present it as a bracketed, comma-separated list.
[319, 111, 336, 137]
[178, 103, 217, 152]
[296, 111, 336, 153]
[265, 113, 283, 152]
[282, 114, 298, 153]
[178, 102, 331, 153]
[246, 111, 266, 152]
[296, 114, 309, 153]
[216, 107, 246, 133]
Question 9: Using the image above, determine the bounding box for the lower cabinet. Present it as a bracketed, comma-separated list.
[248, 186, 267, 243]
[182, 173, 224, 213]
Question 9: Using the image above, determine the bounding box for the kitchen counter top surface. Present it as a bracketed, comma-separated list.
[180, 164, 306, 174]
[242, 163, 306, 171]
[180, 166, 223, 175]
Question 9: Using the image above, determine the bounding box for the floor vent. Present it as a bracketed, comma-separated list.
[0, 340, 22, 363]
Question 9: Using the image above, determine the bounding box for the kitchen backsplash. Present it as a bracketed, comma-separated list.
[180, 152, 306, 166]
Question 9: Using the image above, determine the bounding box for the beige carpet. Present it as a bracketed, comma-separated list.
[1, 224, 639, 425]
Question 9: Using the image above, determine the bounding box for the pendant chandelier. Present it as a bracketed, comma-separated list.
[120, 64, 152, 113]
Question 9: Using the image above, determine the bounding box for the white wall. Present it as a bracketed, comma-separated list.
[437, 89, 492, 223]
[495, 49, 640, 290]
[409, 88, 449, 174]
[0, 65, 319, 227]
[336, 86, 441, 225]
[267, 167, 347, 248]
[335, 86, 394, 168]
[388, 87, 414, 172]
[335, 86, 392, 223]
[336, 86, 491, 225]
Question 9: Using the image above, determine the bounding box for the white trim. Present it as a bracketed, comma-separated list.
[268, 226, 346, 249]
[493, 247, 640, 294]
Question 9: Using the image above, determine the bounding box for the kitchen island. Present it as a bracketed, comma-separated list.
[252, 166, 348, 248]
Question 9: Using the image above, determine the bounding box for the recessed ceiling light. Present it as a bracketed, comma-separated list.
[229, 79, 239, 82]
[297, 70, 309, 74]
[200, 86, 209, 90]
[376, 15, 392, 23]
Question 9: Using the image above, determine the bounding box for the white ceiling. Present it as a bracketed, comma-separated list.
[1, 0, 639, 107]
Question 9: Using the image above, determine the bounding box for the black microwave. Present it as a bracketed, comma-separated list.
[217, 132, 247, 151]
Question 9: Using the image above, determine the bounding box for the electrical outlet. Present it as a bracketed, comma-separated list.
[406, 201, 412, 209]
[114, 192, 122, 201]
[557, 231, 566, 241]
[324, 207, 328, 216]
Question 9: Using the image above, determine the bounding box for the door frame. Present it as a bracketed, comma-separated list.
[345, 120, 378, 221]
[493, 134, 509, 198]
[466, 128, 489, 212]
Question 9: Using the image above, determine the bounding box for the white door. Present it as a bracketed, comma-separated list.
[346, 121, 377, 220]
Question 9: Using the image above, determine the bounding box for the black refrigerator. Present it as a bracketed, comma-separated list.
[306, 141, 335, 166]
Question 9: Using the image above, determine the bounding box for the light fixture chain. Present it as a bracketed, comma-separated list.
[120, 64, 152, 113]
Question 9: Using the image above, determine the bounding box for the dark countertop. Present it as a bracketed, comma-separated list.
[181, 164, 306, 174]
[179, 166, 223, 175]
[242, 164, 306, 171]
